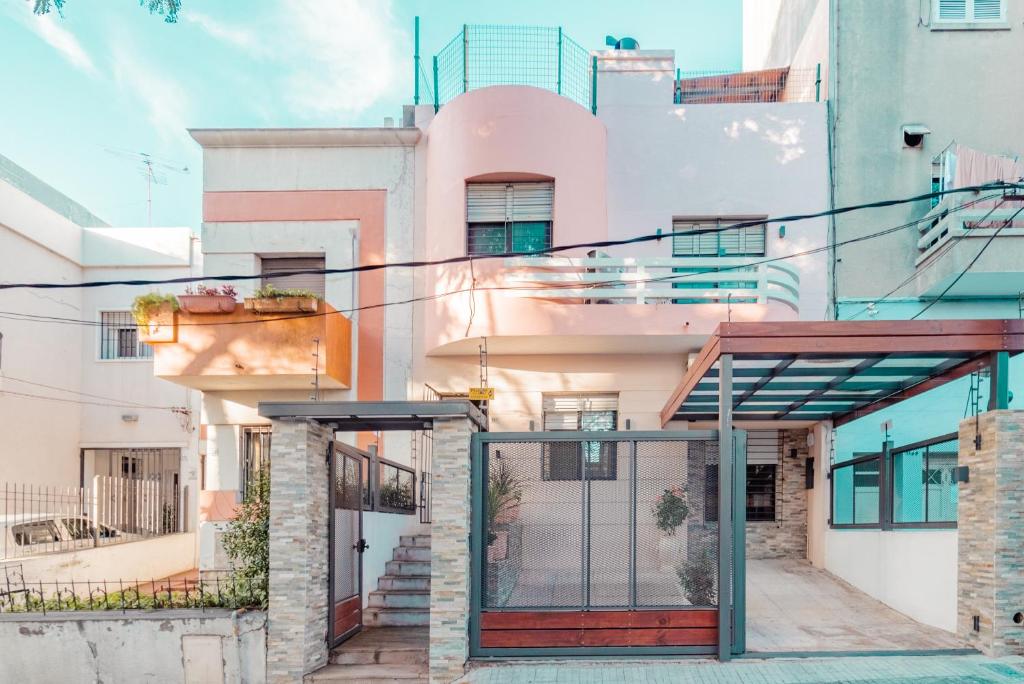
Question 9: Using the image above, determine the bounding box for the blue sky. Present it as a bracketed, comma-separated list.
[0, 0, 741, 229]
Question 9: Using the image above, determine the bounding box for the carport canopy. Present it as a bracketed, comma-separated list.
[661, 320, 1024, 427]
[258, 399, 487, 432]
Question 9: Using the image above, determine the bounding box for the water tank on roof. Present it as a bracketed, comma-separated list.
[605, 35, 639, 50]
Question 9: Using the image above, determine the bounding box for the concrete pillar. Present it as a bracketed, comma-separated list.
[266, 418, 333, 683]
[428, 416, 478, 684]
[957, 410, 1024, 656]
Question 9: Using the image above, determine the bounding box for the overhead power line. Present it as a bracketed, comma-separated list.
[0, 192, 999, 330]
[0, 182, 1018, 292]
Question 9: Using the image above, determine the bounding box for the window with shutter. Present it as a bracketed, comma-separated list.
[541, 393, 618, 481]
[672, 218, 767, 258]
[935, 0, 1004, 21]
[260, 257, 326, 298]
[467, 182, 554, 255]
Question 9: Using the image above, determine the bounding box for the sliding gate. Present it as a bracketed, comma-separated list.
[470, 430, 746, 658]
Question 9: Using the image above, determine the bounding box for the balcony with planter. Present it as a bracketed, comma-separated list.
[139, 289, 352, 391]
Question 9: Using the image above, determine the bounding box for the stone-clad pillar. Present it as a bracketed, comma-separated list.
[957, 410, 1024, 656]
[266, 418, 332, 683]
[429, 416, 478, 684]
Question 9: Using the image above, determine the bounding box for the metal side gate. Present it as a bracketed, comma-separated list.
[327, 442, 368, 647]
[470, 430, 746, 658]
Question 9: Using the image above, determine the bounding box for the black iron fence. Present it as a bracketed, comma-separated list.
[1, 477, 180, 559]
[0, 565, 262, 614]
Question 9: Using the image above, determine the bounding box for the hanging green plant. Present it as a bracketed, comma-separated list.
[131, 292, 179, 327]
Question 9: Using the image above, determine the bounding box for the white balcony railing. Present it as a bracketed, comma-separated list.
[917, 195, 1024, 267]
[502, 256, 800, 311]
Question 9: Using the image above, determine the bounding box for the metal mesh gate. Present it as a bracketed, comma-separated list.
[481, 436, 718, 611]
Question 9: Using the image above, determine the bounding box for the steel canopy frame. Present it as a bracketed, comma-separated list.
[661, 320, 1024, 427]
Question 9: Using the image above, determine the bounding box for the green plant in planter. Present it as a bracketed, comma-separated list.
[221, 467, 270, 608]
[487, 459, 523, 544]
[653, 487, 689, 535]
[252, 283, 321, 300]
[676, 550, 717, 606]
[131, 292, 179, 326]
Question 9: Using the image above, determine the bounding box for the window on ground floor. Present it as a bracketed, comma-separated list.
[541, 393, 618, 481]
[704, 464, 778, 522]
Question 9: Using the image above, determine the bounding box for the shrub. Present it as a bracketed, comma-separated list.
[379, 480, 414, 510]
[676, 551, 717, 606]
[487, 460, 523, 544]
[221, 467, 270, 608]
[252, 283, 321, 300]
[130, 292, 179, 326]
[653, 487, 689, 535]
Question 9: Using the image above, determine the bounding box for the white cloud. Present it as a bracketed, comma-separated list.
[26, 13, 98, 76]
[111, 46, 192, 147]
[278, 0, 406, 119]
[183, 10, 257, 49]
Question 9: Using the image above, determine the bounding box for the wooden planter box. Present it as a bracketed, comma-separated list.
[137, 303, 178, 343]
[243, 297, 319, 314]
[178, 295, 237, 314]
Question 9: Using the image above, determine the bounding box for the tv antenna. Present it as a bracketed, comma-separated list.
[104, 148, 189, 225]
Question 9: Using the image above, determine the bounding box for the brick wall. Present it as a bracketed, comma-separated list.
[266, 419, 332, 684]
[957, 410, 1024, 656]
[746, 429, 808, 560]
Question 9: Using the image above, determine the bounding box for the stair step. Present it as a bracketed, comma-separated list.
[393, 546, 431, 562]
[368, 590, 429, 609]
[307, 663, 427, 683]
[378, 575, 430, 591]
[363, 607, 430, 627]
[385, 560, 430, 577]
[330, 645, 428, 666]
[399, 535, 431, 548]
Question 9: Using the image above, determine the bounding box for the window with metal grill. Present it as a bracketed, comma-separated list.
[934, 0, 1004, 22]
[99, 311, 152, 360]
[240, 426, 272, 500]
[260, 256, 326, 298]
[467, 182, 553, 255]
[541, 393, 618, 481]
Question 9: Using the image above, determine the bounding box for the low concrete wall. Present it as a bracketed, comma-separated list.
[824, 528, 958, 632]
[0, 608, 265, 684]
[361, 512, 427, 607]
[1, 532, 197, 583]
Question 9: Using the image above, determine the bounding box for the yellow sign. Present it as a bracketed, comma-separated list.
[468, 387, 495, 401]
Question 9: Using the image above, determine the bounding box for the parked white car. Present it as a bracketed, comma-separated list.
[0, 514, 124, 558]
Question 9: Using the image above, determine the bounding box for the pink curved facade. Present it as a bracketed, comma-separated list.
[420, 86, 798, 353]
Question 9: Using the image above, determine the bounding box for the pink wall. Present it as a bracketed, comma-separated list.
[423, 86, 611, 352]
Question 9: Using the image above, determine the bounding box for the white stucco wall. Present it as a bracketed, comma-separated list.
[360, 511, 427, 607]
[823, 528, 958, 633]
[598, 60, 831, 322]
[0, 609, 265, 684]
[1, 532, 197, 584]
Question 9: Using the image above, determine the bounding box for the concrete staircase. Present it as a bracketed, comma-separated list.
[311, 627, 428, 683]
[363, 533, 431, 627]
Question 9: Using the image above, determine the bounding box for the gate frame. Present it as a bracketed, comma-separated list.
[327, 441, 367, 649]
[469, 429, 746, 659]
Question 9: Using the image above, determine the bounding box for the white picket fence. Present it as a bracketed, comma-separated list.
[0, 476, 179, 559]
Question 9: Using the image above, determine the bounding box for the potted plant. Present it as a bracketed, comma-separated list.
[131, 293, 179, 343]
[653, 487, 689, 570]
[676, 550, 717, 606]
[486, 460, 523, 562]
[178, 284, 238, 314]
[243, 283, 321, 314]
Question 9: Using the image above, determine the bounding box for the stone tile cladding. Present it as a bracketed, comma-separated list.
[745, 429, 809, 560]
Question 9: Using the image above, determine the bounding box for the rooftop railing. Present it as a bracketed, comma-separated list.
[502, 255, 800, 311]
[429, 24, 597, 114]
[675, 66, 821, 104]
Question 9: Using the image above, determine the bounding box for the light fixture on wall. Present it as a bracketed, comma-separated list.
[778, 224, 786, 239]
[121, 414, 139, 423]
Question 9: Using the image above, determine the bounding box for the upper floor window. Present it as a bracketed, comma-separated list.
[466, 182, 553, 256]
[672, 218, 766, 258]
[261, 256, 326, 298]
[934, 0, 1005, 23]
[99, 311, 152, 360]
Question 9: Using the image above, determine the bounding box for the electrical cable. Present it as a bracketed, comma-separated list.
[0, 375, 164, 409]
[0, 182, 1017, 292]
[0, 192, 1001, 330]
[0, 389, 180, 411]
